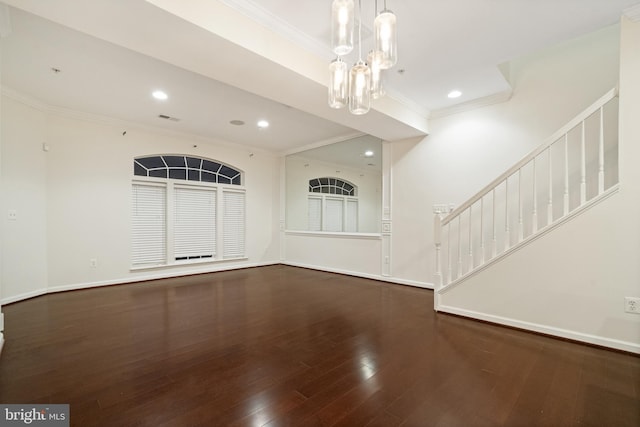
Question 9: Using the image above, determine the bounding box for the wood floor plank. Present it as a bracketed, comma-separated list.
[0, 265, 638, 426]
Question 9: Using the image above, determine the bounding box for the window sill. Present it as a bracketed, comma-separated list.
[130, 256, 248, 272]
[284, 230, 381, 240]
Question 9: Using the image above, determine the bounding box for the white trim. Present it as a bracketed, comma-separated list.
[218, 0, 333, 60]
[0, 335, 4, 356]
[284, 230, 382, 240]
[283, 261, 434, 290]
[0, 261, 279, 305]
[623, 4, 640, 22]
[438, 184, 620, 295]
[437, 304, 640, 354]
[1, 288, 48, 305]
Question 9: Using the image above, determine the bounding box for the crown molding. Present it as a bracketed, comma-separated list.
[429, 89, 513, 120]
[623, 3, 640, 22]
[381, 87, 432, 119]
[219, 0, 333, 60]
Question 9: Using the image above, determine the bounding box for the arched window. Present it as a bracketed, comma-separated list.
[307, 177, 358, 232]
[134, 155, 242, 185]
[132, 155, 245, 268]
[308, 177, 356, 196]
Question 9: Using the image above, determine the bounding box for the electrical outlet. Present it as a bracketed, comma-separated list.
[624, 297, 640, 314]
[7, 210, 17, 220]
[90, 258, 98, 268]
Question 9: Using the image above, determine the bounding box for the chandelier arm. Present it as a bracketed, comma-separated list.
[358, 0, 363, 60]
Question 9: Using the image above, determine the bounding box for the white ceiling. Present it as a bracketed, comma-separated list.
[1, 0, 638, 154]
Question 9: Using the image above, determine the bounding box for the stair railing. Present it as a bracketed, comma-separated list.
[434, 87, 619, 299]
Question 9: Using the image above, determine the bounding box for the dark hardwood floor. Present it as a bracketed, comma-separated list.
[0, 265, 638, 426]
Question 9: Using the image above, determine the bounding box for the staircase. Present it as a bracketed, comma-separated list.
[433, 88, 619, 309]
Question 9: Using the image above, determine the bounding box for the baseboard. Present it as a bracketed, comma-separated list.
[0, 261, 280, 305]
[283, 261, 434, 290]
[437, 304, 640, 354]
[1, 288, 48, 305]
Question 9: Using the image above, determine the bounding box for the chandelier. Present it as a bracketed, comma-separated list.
[329, 0, 397, 115]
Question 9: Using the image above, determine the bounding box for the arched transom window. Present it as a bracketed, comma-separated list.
[134, 155, 242, 185]
[308, 177, 356, 196]
[307, 177, 358, 232]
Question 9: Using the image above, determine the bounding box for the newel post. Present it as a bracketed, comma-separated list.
[434, 213, 443, 310]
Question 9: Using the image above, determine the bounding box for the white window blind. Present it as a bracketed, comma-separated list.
[223, 190, 246, 258]
[132, 183, 166, 266]
[325, 197, 344, 232]
[308, 197, 322, 231]
[174, 186, 216, 260]
[345, 199, 358, 232]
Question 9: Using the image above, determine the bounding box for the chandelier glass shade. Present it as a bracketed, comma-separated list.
[328, 57, 348, 109]
[329, 0, 397, 114]
[348, 60, 371, 115]
[374, 9, 397, 69]
[331, 0, 355, 55]
[367, 50, 385, 99]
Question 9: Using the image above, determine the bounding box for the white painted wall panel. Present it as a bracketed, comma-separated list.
[0, 96, 48, 300]
[284, 233, 382, 277]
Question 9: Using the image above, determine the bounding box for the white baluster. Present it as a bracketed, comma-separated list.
[457, 215, 463, 278]
[480, 198, 485, 265]
[580, 121, 586, 205]
[468, 206, 473, 272]
[505, 179, 510, 250]
[518, 169, 524, 242]
[447, 222, 452, 285]
[598, 106, 605, 194]
[564, 134, 570, 215]
[548, 146, 553, 226]
[532, 157, 538, 234]
[492, 189, 497, 258]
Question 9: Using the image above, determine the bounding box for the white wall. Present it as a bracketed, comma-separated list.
[437, 19, 640, 352]
[0, 92, 281, 303]
[285, 154, 381, 232]
[284, 232, 383, 278]
[1, 95, 48, 301]
[390, 24, 621, 286]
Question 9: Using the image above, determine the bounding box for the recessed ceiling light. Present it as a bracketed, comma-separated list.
[364, 150, 374, 157]
[257, 120, 269, 129]
[230, 120, 245, 126]
[152, 90, 168, 100]
[448, 90, 462, 99]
